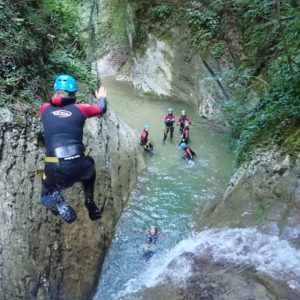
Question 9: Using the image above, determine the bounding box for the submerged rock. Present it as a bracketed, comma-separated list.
[0, 106, 144, 299]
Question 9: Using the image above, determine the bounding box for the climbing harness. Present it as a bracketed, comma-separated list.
[34, 148, 92, 176]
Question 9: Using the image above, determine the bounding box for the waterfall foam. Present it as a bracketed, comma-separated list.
[118, 227, 300, 298]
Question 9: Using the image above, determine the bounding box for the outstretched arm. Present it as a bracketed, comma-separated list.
[95, 86, 107, 114]
[76, 86, 108, 118]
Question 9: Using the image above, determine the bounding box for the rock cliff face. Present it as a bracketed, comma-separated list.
[199, 150, 300, 238]
[0, 105, 144, 299]
[128, 33, 230, 120]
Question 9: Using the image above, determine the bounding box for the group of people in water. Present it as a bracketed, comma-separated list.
[140, 107, 196, 161]
[140, 108, 197, 257]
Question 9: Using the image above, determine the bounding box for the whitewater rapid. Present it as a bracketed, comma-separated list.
[117, 227, 300, 298]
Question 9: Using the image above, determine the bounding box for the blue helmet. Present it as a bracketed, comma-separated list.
[180, 143, 187, 149]
[168, 107, 173, 113]
[144, 124, 150, 130]
[54, 75, 77, 92]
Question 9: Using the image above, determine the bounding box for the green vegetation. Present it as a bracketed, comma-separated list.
[2, 0, 298, 163]
[89, 0, 130, 57]
[0, 0, 97, 106]
[225, 1, 300, 163]
[120, 0, 300, 163]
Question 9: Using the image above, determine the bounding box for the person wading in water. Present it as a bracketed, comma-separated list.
[163, 107, 175, 142]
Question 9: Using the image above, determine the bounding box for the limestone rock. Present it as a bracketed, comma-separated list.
[0, 106, 144, 299]
[129, 34, 230, 120]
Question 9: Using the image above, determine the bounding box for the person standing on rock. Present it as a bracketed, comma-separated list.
[163, 107, 175, 142]
[177, 109, 191, 134]
[39, 74, 107, 223]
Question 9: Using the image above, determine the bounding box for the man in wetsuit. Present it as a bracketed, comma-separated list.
[140, 124, 153, 152]
[180, 142, 196, 161]
[163, 107, 175, 142]
[177, 109, 191, 134]
[39, 74, 107, 223]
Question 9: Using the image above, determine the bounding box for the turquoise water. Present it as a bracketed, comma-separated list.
[94, 76, 234, 299]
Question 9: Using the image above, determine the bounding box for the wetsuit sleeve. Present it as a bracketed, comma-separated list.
[75, 97, 107, 118]
[141, 132, 147, 144]
[40, 103, 50, 115]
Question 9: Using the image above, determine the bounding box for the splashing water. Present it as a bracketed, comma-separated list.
[93, 76, 298, 300]
[117, 228, 300, 298]
[93, 76, 234, 299]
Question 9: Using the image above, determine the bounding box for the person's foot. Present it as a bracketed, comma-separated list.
[85, 199, 101, 221]
[53, 191, 76, 223]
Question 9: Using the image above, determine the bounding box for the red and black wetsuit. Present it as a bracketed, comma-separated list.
[140, 130, 149, 146]
[184, 146, 195, 161]
[40, 95, 106, 222]
[181, 127, 190, 144]
[140, 129, 153, 152]
[40, 98, 104, 154]
[163, 113, 175, 141]
[178, 115, 191, 133]
[164, 113, 175, 127]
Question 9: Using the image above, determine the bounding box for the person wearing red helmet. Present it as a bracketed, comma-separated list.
[39, 74, 107, 223]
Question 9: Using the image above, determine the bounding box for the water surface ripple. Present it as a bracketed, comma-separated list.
[94, 76, 233, 299]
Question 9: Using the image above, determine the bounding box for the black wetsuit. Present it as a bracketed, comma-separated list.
[163, 113, 175, 141]
[146, 234, 158, 245]
[40, 96, 106, 223]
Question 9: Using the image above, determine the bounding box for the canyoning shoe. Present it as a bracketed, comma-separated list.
[85, 199, 101, 221]
[52, 192, 76, 223]
[56, 201, 76, 223]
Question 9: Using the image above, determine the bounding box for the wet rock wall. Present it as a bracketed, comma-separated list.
[0, 105, 144, 299]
